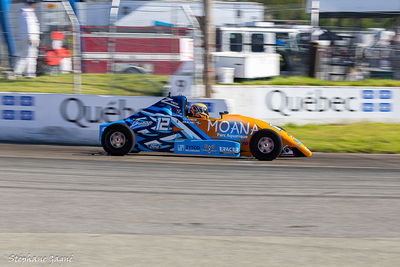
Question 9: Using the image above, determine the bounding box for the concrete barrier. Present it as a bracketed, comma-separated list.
[1, 86, 399, 145]
[213, 85, 400, 125]
[0, 93, 228, 145]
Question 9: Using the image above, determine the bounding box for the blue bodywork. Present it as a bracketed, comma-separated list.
[99, 95, 240, 157]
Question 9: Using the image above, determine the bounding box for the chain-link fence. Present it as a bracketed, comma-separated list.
[315, 42, 400, 81]
[3, 1, 400, 88]
[0, 1, 77, 90]
[1, 1, 200, 95]
[264, 3, 400, 80]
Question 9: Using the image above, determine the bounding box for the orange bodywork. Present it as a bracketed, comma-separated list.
[186, 114, 312, 158]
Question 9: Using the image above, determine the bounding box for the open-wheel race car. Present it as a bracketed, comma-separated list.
[99, 95, 312, 161]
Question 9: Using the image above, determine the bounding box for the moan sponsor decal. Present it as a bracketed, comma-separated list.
[207, 120, 258, 139]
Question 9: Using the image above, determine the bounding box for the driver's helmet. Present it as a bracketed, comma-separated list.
[189, 103, 209, 119]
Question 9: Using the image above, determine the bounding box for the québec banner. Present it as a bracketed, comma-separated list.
[0, 93, 228, 145]
[214, 86, 400, 125]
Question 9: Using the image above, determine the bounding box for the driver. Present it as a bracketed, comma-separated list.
[189, 103, 209, 119]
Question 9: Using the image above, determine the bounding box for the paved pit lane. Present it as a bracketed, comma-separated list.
[0, 143, 399, 266]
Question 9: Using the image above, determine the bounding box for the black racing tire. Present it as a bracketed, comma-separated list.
[250, 129, 283, 161]
[101, 123, 135, 156]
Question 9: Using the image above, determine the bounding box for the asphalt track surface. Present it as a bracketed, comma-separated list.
[0, 143, 399, 266]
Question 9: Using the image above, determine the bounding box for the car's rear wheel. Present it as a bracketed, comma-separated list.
[250, 129, 282, 161]
[101, 123, 135, 156]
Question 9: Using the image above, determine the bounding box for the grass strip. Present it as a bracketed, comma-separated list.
[284, 123, 400, 154]
[0, 74, 166, 96]
[235, 76, 400, 87]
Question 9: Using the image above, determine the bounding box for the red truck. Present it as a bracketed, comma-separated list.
[81, 26, 194, 75]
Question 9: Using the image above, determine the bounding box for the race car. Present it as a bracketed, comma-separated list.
[99, 94, 312, 161]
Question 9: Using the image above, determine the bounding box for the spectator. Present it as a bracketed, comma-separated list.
[14, 0, 40, 78]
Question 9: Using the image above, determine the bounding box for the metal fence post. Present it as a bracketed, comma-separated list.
[62, 0, 81, 94]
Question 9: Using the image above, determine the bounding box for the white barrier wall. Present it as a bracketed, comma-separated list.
[213, 86, 400, 125]
[0, 93, 228, 145]
[1, 87, 399, 146]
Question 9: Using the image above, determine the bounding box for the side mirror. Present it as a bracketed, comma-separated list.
[219, 111, 229, 118]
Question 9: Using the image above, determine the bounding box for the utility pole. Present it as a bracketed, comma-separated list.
[204, 0, 214, 98]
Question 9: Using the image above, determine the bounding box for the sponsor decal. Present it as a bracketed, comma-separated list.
[136, 119, 153, 125]
[268, 123, 282, 132]
[131, 118, 153, 128]
[207, 120, 258, 139]
[280, 145, 294, 156]
[147, 143, 162, 150]
[174, 140, 240, 157]
[182, 118, 192, 124]
[266, 89, 357, 116]
[188, 118, 201, 125]
[185, 145, 200, 152]
[290, 136, 302, 148]
[219, 146, 239, 154]
[160, 98, 180, 108]
[188, 102, 214, 113]
[60, 98, 135, 128]
[202, 144, 217, 154]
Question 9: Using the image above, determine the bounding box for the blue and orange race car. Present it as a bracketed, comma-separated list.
[99, 95, 311, 161]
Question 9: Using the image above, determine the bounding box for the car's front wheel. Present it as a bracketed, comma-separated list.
[250, 129, 283, 161]
[101, 123, 135, 156]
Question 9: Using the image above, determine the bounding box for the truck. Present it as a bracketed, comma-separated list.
[81, 25, 194, 75]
